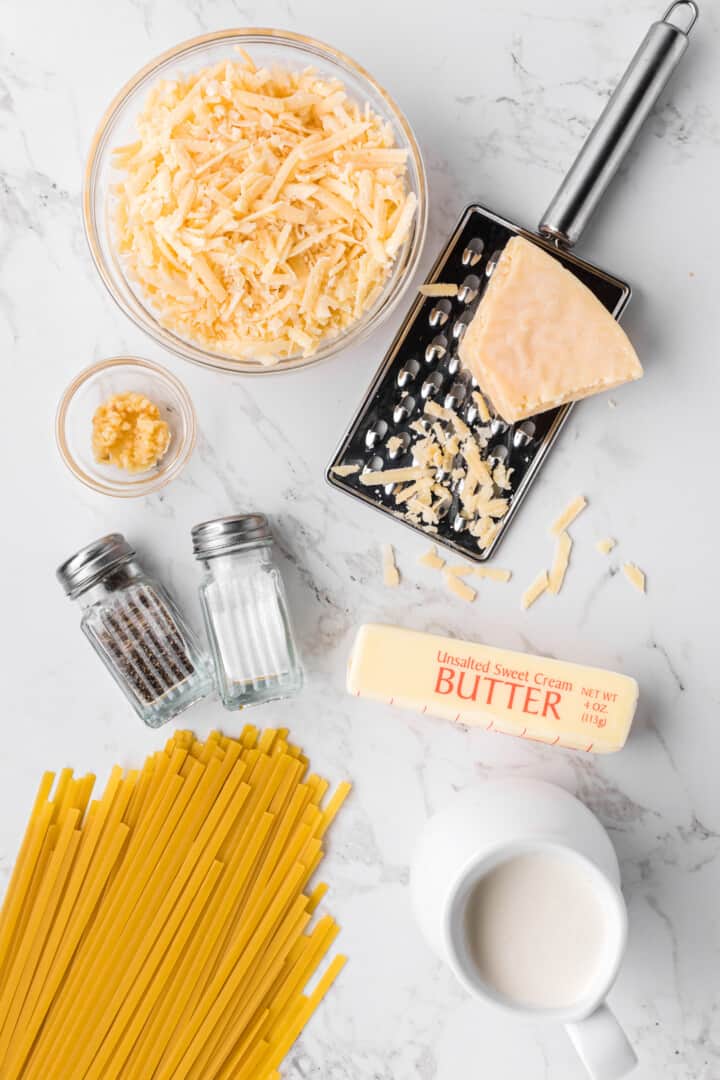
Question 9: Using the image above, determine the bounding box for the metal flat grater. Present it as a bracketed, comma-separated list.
[327, 3, 697, 561]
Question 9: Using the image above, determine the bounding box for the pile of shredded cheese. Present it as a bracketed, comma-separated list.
[358, 396, 512, 549]
[111, 52, 417, 363]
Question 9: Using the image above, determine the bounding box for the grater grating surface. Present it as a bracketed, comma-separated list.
[326, 203, 631, 562]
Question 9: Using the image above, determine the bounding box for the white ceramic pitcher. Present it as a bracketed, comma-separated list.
[410, 778, 637, 1080]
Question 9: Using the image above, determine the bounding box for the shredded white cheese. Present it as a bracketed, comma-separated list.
[361, 466, 425, 486]
[550, 496, 587, 537]
[472, 391, 491, 423]
[444, 572, 476, 603]
[446, 564, 474, 578]
[596, 537, 616, 555]
[331, 464, 360, 477]
[112, 57, 416, 364]
[418, 545, 445, 570]
[472, 566, 511, 582]
[382, 544, 400, 587]
[623, 563, 646, 593]
[521, 570, 549, 610]
[548, 531, 573, 595]
[418, 283, 459, 297]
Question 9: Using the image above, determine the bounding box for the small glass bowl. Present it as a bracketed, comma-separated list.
[83, 28, 427, 375]
[56, 356, 197, 497]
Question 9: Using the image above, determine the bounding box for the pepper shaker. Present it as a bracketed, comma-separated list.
[57, 534, 213, 727]
[191, 514, 303, 709]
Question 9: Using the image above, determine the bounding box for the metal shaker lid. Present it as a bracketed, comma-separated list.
[191, 514, 272, 559]
[57, 533, 136, 598]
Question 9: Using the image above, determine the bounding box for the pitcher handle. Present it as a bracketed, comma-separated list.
[566, 1003, 638, 1080]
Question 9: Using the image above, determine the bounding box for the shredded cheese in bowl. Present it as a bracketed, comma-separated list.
[104, 41, 422, 368]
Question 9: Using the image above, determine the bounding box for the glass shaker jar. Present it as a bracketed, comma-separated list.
[191, 514, 303, 709]
[57, 534, 213, 727]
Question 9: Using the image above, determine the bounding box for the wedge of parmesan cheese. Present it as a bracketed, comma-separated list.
[458, 236, 642, 422]
[382, 544, 400, 587]
[623, 563, 646, 593]
[111, 59, 416, 364]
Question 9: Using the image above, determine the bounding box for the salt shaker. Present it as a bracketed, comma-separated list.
[57, 534, 213, 727]
[191, 514, 303, 709]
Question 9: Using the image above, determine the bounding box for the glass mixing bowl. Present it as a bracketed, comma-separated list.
[83, 29, 427, 375]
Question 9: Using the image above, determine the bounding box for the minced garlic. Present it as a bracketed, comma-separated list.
[111, 55, 416, 364]
[92, 392, 170, 473]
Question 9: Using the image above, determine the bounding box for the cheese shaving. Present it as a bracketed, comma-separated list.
[361, 466, 425, 486]
[331, 464, 360, 477]
[444, 572, 476, 603]
[367, 395, 511, 547]
[472, 391, 491, 423]
[548, 531, 573, 595]
[111, 59, 416, 364]
[462, 438, 493, 486]
[418, 545, 445, 570]
[446, 564, 474, 578]
[418, 283, 459, 297]
[622, 563, 646, 593]
[472, 567, 512, 582]
[596, 537, 616, 555]
[521, 570, 549, 610]
[382, 544, 400, 587]
[550, 496, 587, 537]
[492, 463, 513, 491]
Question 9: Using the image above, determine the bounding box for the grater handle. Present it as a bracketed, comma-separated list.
[538, 1, 698, 248]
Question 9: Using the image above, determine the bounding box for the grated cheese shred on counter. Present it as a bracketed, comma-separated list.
[111, 54, 416, 364]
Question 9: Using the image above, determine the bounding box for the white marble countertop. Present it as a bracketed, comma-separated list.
[3, 0, 719, 1076]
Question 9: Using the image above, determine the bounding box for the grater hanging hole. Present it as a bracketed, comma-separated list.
[364, 419, 388, 450]
[425, 335, 448, 363]
[393, 395, 417, 424]
[396, 357, 420, 388]
[421, 371, 444, 400]
[428, 299, 452, 327]
[461, 237, 484, 267]
[458, 275, 481, 303]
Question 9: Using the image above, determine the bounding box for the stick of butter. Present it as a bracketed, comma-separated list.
[347, 624, 638, 753]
